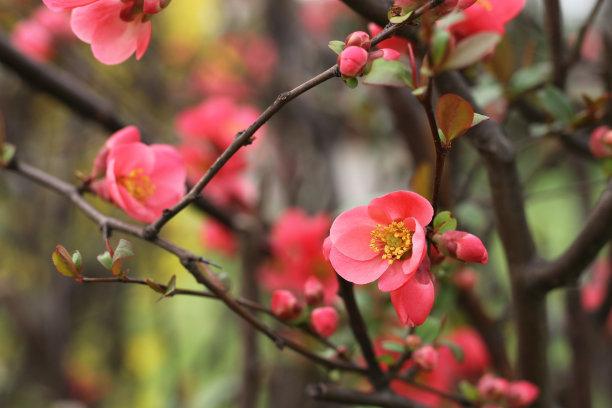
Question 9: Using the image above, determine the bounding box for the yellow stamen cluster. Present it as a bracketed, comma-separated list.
[369, 221, 413, 264]
[119, 168, 156, 202]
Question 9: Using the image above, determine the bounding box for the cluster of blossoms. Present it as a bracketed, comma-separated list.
[265, 210, 340, 338]
[90, 126, 186, 222]
[11, 7, 72, 62]
[338, 31, 401, 77]
[477, 374, 540, 408]
[42, 0, 170, 64]
[325, 191, 487, 327]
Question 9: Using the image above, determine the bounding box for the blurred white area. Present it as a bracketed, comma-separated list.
[561, 0, 597, 22]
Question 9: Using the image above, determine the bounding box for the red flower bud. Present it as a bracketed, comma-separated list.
[506, 381, 539, 407]
[338, 46, 369, 77]
[310, 306, 339, 337]
[271, 290, 302, 320]
[304, 276, 324, 305]
[453, 267, 478, 290]
[413, 345, 439, 370]
[589, 126, 612, 158]
[477, 374, 509, 400]
[440, 230, 488, 264]
[344, 31, 371, 49]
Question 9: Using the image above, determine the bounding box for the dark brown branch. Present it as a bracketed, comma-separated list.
[566, 0, 606, 70]
[307, 383, 424, 408]
[543, 0, 566, 87]
[0, 32, 126, 133]
[530, 182, 612, 291]
[337, 276, 387, 389]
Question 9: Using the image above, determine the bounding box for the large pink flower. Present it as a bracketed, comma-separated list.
[327, 191, 433, 291]
[92, 126, 186, 223]
[450, 0, 526, 39]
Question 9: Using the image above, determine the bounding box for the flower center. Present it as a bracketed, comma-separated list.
[369, 221, 413, 264]
[119, 168, 156, 202]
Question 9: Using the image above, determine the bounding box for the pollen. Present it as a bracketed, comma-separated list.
[119, 168, 156, 202]
[369, 221, 413, 264]
[476, 0, 493, 11]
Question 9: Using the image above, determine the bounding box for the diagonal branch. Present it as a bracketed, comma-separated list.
[307, 383, 424, 408]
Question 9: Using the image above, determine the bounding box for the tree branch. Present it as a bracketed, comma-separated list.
[566, 0, 606, 71]
[543, 0, 566, 87]
[307, 383, 424, 408]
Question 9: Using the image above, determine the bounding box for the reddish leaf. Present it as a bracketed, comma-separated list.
[435, 94, 475, 144]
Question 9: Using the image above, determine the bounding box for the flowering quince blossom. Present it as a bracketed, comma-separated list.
[176, 97, 262, 208]
[581, 259, 612, 334]
[326, 191, 435, 326]
[310, 306, 339, 337]
[42, 0, 169, 64]
[338, 31, 401, 78]
[449, 0, 526, 39]
[90, 126, 186, 223]
[270, 290, 302, 320]
[261, 209, 338, 304]
[200, 219, 237, 256]
[413, 345, 439, 370]
[11, 7, 72, 62]
[477, 374, 540, 407]
[589, 126, 612, 158]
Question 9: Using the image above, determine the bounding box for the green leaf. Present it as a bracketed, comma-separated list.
[0, 143, 15, 166]
[389, 9, 413, 24]
[144, 278, 165, 294]
[442, 33, 501, 71]
[435, 94, 475, 144]
[328, 40, 345, 55]
[112, 238, 134, 263]
[508, 63, 551, 97]
[362, 59, 412, 88]
[97, 251, 113, 270]
[157, 275, 177, 301]
[377, 354, 396, 365]
[343, 77, 358, 89]
[471, 113, 489, 127]
[52, 245, 78, 278]
[414, 316, 442, 344]
[536, 86, 575, 125]
[458, 381, 480, 401]
[71, 250, 83, 272]
[381, 340, 406, 354]
[430, 29, 451, 68]
[433, 211, 457, 233]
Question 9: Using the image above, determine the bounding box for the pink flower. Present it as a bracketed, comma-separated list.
[453, 267, 478, 290]
[507, 381, 540, 407]
[70, 0, 152, 65]
[581, 259, 610, 311]
[338, 45, 369, 77]
[304, 276, 325, 306]
[200, 219, 237, 256]
[91, 125, 141, 178]
[310, 306, 339, 337]
[11, 20, 54, 62]
[368, 23, 409, 55]
[478, 374, 509, 400]
[447, 327, 490, 380]
[450, 0, 526, 39]
[271, 290, 302, 320]
[589, 126, 612, 158]
[91, 126, 186, 223]
[413, 345, 439, 371]
[261, 209, 338, 304]
[327, 191, 433, 291]
[439, 230, 488, 264]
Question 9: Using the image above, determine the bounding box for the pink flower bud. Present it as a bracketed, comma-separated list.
[477, 374, 509, 400]
[589, 126, 612, 158]
[338, 46, 369, 77]
[405, 334, 422, 349]
[310, 306, 339, 337]
[453, 268, 478, 290]
[413, 345, 439, 370]
[304, 276, 325, 305]
[440, 231, 488, 264]
[345, 31, 371, 49]
[271, 290, 302, 320]
[506, 381, 540, 407]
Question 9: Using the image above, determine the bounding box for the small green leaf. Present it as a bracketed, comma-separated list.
[430, 29, 451, 68]
[362, 58, 412, 88]
[112, 239, 134, 263]
[97, 251, 113, 270]
[435, 94, 475, 144]
[328, 40, 345, 55]
[442, 33, 501, 71]
[52, 245, 78, 278]
[377, 354, 396, 365]
[458, 380, 480, 401]
[0, 143, 15, 166]
[382, 340, 406, 354]
[389, 9, 413, 24]
[536, 86, 575, 125]
[471, 113, 489, 127]
[438, 340, 464, 362]
[414, 316, 442, 344]
[508, 63, 551, 97]
[164, 275, 176, 296]
[412, 86, 427, 97]
[343, 77, 358, 89]
[433, 211, 457, 233]
[71, 250, 83, 272]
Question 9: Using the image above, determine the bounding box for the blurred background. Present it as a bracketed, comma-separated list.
[0, 0, 611, 407]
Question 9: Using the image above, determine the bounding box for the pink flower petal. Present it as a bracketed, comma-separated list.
[378, 262, 411, 292]
[107, 143, 155, 177]
[333, 224, 378, 261]
[329, 246, 388, 285]
[401, 218, 427, 277]
[135, 20, 152, 60]
[70, 0, 119, 43]
[90, 14, 142, 65]
[329, 205, 376, 243]
[368, 191, 433, 226]
[390, 266, 435, 327]
[43, 0, 96, 12]
[149, 144, 187, 187]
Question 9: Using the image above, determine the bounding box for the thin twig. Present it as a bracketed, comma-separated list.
[307, 383, 424, 408]
[566, 0, 606, 70]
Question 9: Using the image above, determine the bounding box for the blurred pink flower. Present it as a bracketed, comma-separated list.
[450, 0, 526, 39]
[413, 345, 439, 370]
[310, 306, 339, 337]
[271, 289, 302, 320]
[200, 219, 237, 256]
[11, 8, 71, 62]
[447, 327, 490, 380]
[589, 126, 612, 158]
[507, 381, 540, 407]
[92, 126, 186, 223]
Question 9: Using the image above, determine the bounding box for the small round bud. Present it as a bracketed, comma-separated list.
[271, 290, 302, 320]
[310, 306, 339, 337]
[413, 345, 439, 371]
